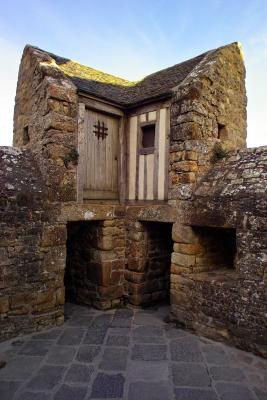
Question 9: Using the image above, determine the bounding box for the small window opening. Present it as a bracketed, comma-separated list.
[22, 126, 30, 145]
[141, 124, 155, 149]
[218, 123, 227, 140]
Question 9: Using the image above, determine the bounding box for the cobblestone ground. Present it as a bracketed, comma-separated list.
[0, 303, 266, 400]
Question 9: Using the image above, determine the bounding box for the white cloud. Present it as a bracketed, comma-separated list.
[0, 38, 21, 146]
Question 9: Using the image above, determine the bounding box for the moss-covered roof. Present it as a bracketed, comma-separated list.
[38, 47, 211, 107]
[54, 56, 135, 88]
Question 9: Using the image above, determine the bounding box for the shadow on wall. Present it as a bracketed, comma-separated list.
[192, 226, 237, 272]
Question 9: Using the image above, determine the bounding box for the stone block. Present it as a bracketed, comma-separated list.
[172, 223, 198, 244]
[174, 388, 218, 400]
[170, 337, 203, 362]
[110, 271, 123, 285]
[125, 270, 146, 283]
[173, 242, 203, 255]
[43, 112, 76, 133]
[19, 340, 51, 357]
[128, 293, 152, 306]
[96, 284, 124, 301]
[91, 249, 116, 262]
[127, 361, 169, 382]
[26, 365, 66, 391]
[209, 366, 245, 382]
[128, 382, 171, 400]
[97, 235, 113, 250]
[127, 258, 147, 272]
[173, 160, 198, 172]
[87, 261, 110, 287]
[54, 384, 87, 400]
[83, 327, 107, 344]
[128, 231, 145, 242]
[113, 238, 125, 248]
[10, 292, 34, 310]
[177, 172, 196, 183]
[102, 227, 116, 236]
[57, 328, 86, 346]
[41, 225, 67, 247]
[36, 290, 55, 305]
[91, 373, 125, 399]
[111, 259, 125, 270]
[170, 290, 189, 304]
[56, 287, 65, 305]
[46, 345, 76, 364]
[47, 83, 77, 103]
[93, 300, 112, 310]
[103, 220, 116, 227]
[131, 344, 167, 361]
[171, 252, 195, 267]
[185, 150, 198, 160]
[0, 382, 21, 399]
[64, 363, 94, 383]
[106, 335, 130, 347]
[171, 174, 179, 185]
[171, 363, 211, 387]
[215, 382, 255, 400]
[0, 297, 9, 313]
[99, 347, 128, 370]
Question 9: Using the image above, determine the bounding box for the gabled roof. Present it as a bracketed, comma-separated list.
[34, 44, 231, 107]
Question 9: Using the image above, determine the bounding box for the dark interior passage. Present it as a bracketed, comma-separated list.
[65, 220, 102, 305]
[144, 221, 173, 303]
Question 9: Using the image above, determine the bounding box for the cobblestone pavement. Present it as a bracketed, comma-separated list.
[0, 303, 266, 400]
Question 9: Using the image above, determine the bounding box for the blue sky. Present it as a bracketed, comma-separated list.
[0, 0, 266, 147]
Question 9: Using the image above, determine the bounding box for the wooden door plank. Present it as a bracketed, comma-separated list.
[84, 109, 119, 199]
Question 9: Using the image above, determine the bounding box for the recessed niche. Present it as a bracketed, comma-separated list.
[193, 226, 237, 271]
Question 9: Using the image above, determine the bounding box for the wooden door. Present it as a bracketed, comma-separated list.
[83, 109, 119, 199]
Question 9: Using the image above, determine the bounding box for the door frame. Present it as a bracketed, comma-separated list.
[77, 94, 126, 204]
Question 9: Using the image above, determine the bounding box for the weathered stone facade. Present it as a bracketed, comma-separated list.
[169, 43, 247, 204]
[170, 147, 267, 357]
[0, 42, 266, 357]
[13, 46, 78, 202]
[0, 147, 64, 340]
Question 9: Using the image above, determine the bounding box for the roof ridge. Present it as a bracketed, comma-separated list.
[25, 42, 240, 107]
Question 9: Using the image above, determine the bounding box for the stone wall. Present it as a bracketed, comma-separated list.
[2, 42, 266, 359]
[125, 220, 172, 306]
[13, 45, 78, 202]
[65, 219, 126, 310]
[169, 42, 247, 204]
[0, 147, 65, 340]
[170, 146, 267, 357]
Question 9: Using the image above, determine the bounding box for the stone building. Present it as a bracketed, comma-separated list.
[0, 42, 266, 357]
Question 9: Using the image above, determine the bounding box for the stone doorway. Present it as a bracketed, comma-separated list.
[126, 221, 173, 306]
[64, 220, 125, 310]
[65, 220, 102, 306]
